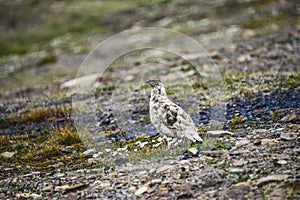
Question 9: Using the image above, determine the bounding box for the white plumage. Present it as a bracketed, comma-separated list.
[146, 77, 203, 142]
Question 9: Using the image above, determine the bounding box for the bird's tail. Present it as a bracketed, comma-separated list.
[193, 133, 203, 142]
[185, 131, 203, 142]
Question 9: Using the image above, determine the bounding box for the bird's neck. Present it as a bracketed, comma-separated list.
[151, 84, 167, 98]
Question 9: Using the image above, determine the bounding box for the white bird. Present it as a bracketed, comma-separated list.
[146, 76, 203, 142]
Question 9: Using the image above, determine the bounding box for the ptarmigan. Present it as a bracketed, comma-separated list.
[146, 76, 203, 142]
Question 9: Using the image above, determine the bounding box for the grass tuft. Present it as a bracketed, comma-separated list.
[50, 126, 81, 146]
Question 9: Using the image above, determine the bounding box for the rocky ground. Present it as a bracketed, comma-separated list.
[1, 33, 299, 199]
[1, 124, 300, 199]
[1, 0, 300, 199]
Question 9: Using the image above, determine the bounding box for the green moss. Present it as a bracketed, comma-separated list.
[229, 115, 244, 128]
[39, 51, 57, 64]
[0, 124, 88, 180]
[10, 105, 72, 123]
[50, 126, 81, 146]
[212, 139, 230, 150]
[95, 85, 116, 93]
[94, 158, 116, 170]
[192, 82, 208, 90]
[199, 138, 230, 151]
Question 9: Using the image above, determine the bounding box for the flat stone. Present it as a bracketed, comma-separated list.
[187, 147, 198, 155]
[60, 74, 99, 90]
[82, 149, 96, 155]
[228, 168, 244, 173]
[201, 150, 227, 157]
[229, 150, 242, 156]
[159, 185, 168, 191]
[253, 139, 261, 145]
[232, 182, 250, 188]
[100, 181, 111, 188]
[157, 165, 174, 173]
[114, 156, 129, 165]
[232, 159, 248, 167]
[42, 186, 52, 192]
[207, 130, 234, 137]
[150, 178, 162, 184]
[30, 193, 42, 199]
[256, 174, 288, 186]
[261, 139, 278, 146]
[233, 132, 248, 137]
[17, 193, 42, 199]
[87, 158, 97, 165]
[1, 151, 15, 158]
[235, 139, 250, 147]
[280, 113, 296, 122]
[289, 124, 300, 131]
[277, 160, 288, 165]
[236, 54, 251, 62]
[135, 186, 148, 195]
[172, 182, 192, 191]
[55, 183, 85, 191]
[280, 133, 294, 141]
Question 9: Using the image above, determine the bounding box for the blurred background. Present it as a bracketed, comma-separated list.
[1, 0, 299, 98]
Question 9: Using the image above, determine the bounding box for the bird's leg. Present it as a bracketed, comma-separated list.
[166, 137, 177, 149]
[179, 137, 190, 151]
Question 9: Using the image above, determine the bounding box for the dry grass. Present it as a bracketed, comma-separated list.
[49, 126, 81, 146]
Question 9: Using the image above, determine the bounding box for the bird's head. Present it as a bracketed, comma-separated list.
[146, 76, 166, 96]
[145, 76, 161, 87]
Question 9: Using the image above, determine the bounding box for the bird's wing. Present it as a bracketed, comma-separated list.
[160, 98, 195, 131]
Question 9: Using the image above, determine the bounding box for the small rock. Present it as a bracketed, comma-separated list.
[228, 168, 244, 173]
[233, 132, 247, 137]
[153, 142, 162, 148]
[135, 186, 148, 195]
[42, 186, 52, 192]
[157, 165, 174, 173]
[232, 159, 248, 167]
[1, 151, 15, 158]
[267, 51, 279, 59]
[158, 185, 168, 191]
[253, 139, 261, 145]
[207, 130, 234, 137]
[139, 141, 148, 148]
[232, 182, 250, 188]
[114, 156, 129, 165]
[172, 182, 192, 191]
[17, 193, 42, 199]
[235, 139, 250, 147]
[55, 183, 85, 191]
[83, 149, 95, 155]
[289, 124, 300, 131]
[256, 174, 288, 186]
[88, 158, 97, 165]
[187, 147, 198, 155]
[201, 150, 227, 157]
[280, 113, 296, 122]
[30, 193, 42, 199]
[280, 133, 294, 141]
[261, 139, 278, 146]
[277, 160, 288, 165]
[150, 178, 162, 184]
[229, 150, 242, 156]
[236, 54, 251, 62]
[100, 181, 111, 188]
[16, 193, 30, 198]
[285, 43, 293, 51]
[55, 173, 65, 178]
